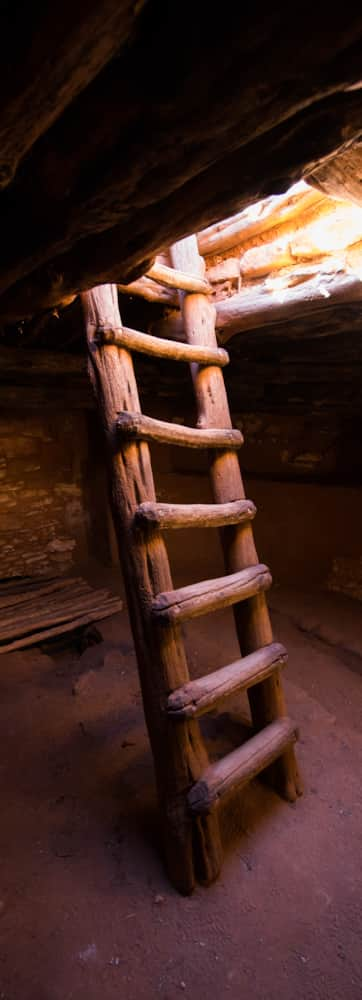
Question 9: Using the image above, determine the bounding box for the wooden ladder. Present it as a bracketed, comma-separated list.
[82, 235, 302, 895]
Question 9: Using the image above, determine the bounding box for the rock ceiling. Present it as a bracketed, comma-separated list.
[0, 2, 362, 322]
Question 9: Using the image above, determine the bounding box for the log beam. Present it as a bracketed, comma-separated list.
[152, 265, 362, 344]
[217, 267, 362, 343]
[197, 182, 325, 257]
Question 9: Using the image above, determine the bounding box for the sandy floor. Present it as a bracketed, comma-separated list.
[0, 568, 361, 1000]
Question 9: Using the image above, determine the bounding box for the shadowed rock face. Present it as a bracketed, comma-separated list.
[0, 2, 361, 319]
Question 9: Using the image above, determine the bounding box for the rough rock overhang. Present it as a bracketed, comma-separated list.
[0, 2, 361, 322]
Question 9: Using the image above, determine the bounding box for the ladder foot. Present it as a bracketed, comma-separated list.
[162, 802, 222, 894]
[193, 812, 223, 887]
[262, 744, 303, 802]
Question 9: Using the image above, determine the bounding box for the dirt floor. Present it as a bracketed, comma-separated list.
[0, 562, 361, 1000]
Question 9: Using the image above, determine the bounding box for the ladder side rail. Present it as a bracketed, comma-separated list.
[170, 238, 302, 802]
[82, 284, 222, 892]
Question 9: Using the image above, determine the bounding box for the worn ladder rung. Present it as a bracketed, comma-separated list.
[188, 718, 298, 814]
[100, 326, 229, 367]
[134, 498, 256, 531]
[117, 412, 243, 449]
[167, 641, 287, 718]
[146, 261, 212, 295]
[151, 563, 272, 624]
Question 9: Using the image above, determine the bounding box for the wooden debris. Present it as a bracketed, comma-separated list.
[0, 576, 122, 653]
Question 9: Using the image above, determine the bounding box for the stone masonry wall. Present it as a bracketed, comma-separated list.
[0, 410, 90, 578]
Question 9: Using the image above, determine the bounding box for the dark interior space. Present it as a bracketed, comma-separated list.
[0, 5, 361, 999]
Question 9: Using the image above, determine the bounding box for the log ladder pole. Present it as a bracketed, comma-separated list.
[82, 237, 302, 894]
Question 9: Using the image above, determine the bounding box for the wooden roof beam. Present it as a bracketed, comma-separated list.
[197, 182, 326, 257]
[151, 261, 362, 343]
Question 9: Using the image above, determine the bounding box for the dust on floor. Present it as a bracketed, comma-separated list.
[0, 576, 361, 1000]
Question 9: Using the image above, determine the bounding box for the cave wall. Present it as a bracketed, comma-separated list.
[151, 458, 362, 603]
[0, 401, 360, 601]
[138, 387, 362, 601]
[0, 410, 91, 578]
[0, 339, 360, 601]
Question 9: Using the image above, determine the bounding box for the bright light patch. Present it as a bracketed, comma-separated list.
[303, 202, 362, 254]
[265, 274, 292, 303]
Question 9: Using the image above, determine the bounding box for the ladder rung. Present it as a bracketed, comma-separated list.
[100, 326, 229, 366]
[151, 563, 271, 624]
[167, 642, 287, 719]
[117, 412, 243, 450]
[134, 498, 256, 531]
[188, 718, 298, 814]
[146, 261, 211, 295]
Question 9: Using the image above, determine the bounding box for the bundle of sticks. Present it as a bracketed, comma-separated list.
[0, 576, 122, 653]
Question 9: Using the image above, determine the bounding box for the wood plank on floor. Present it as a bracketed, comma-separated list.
[0, 575, 122, 653]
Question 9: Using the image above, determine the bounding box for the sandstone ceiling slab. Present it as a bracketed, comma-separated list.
[0, 1, 146, 189]
[306, 141, 362, 207]
[0, 3, 361, 320]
